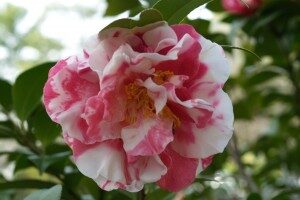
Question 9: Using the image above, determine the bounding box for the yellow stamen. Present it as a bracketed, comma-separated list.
[153, 70, 174, 85]
[124, 70, 180, 127]
[125, 83, 155, 124]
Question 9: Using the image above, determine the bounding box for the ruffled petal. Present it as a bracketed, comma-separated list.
[43, 56, 99, 141]
[143, 25, 177, 52]
[199, 36, 230, 84]
[165, 83, 214, 127]
[121, 117, 173, 156]
[172, 90, 234, 158]
[157, 146, 199, 192]
[81, 94, 123, 143]
[171, 24, 200, 40]
[138, 78, 167, 114]
[67, 137, 167, 192]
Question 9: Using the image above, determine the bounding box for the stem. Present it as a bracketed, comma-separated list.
[229, 133, 259, 193]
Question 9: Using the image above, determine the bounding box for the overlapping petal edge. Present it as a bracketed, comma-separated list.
[43, 22, 234, 192]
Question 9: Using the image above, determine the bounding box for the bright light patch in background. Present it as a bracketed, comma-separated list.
[188, 4, 213, 20]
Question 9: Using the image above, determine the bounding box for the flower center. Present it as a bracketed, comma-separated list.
[124, 70, 180, 127]
[125, 82, 155, 124]
[152, 70, 174, 85]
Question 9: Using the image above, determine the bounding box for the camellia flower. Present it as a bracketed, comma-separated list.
[43, 22, 234, 192]
[222, 0, 262, 15]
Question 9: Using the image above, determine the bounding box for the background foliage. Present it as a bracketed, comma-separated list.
[0, 0, 300, 199]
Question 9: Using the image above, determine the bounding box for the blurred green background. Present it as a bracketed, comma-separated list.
[0, 0, 299, 199]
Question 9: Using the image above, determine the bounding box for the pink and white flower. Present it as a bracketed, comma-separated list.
[43, 22, 234, 192]
[222, 0, 262, 15]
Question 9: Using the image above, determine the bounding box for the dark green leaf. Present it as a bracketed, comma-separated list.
[102, 8, 163, 31]
[272, 188, 300, 200]
[247, 193, 262, 200]
[153, 0, 212, 24]
[24, 185, 62, 200]
[30, 106, 61, 147]
[0, 121, 15, 139]
[14, 154, 33, 173]
[146, 189, 174, 200]
[105, 0, 141, 16]
[0, 79, 12, 111]
[206, 0, 223, 12]
[0, 180, 55, 190]
[28, 151, 70, 172]
[102, 190, 133, 200]
[184, 18, 210, 35]
[13, 62, 55, 120]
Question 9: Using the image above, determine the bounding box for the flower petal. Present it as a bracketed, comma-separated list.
[199, 36, 230, 84]
[157, 146, 199, 192]
[138, 78, 167, 114]
[121, 117, 173, 156]
[143, 25, 177, 52]
[172, 90, 234, 158]
[43, 56, 99, 141]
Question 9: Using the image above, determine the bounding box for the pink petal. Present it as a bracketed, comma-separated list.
[165, 83, 214, 127]
[67, 137, 166, 192]
[199, 36, 230, 84]
[172, 91, 234, 158]
[138, 78, 167, 114]
[82, 94, 123, 143]
[154, 34, 204, 79]
[157, 146, 199, 192]
[43, 56, 99, 141]
[121, 117, 173, 156]
[171, 24, 200, 40]
[142, 25, 177, 52]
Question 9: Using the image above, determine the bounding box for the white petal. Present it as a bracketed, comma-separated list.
[199, 36, 230, 84]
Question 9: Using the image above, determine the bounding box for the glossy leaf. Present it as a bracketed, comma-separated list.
[12, 62, 55, 120]
[0, 180, 55, 190]
[24, 185, 62, 200]
[0, 121, 15, 139]
[0, 79, 12, 111]
[105, 0, 141, 16]
[206, 0, 223, 12]
[102, 8, 163, 31]
[30, 105, 61, 147]
[153, 0, 212, 24]
[28, 151, 70, 172]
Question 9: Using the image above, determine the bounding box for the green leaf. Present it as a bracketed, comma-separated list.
[102, 190, 133, 200]
[247, 193, 262, 200]
[105, 0, 141, 16]
[0, 121, 15, 139]
[206, 0, 223, 12]
[28, 151, 70, 172]
[12, 62, 55, 120]
[153, 0, 212, 24]
[102, 8, 164, 31]
[0, 79, 12, 111]
[30, 106, 61, 147]
[0, 180, 55, 190]
[146, 189, 175, 200]
[271, 188, 300, 200]
[24, 185, 62, 200]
